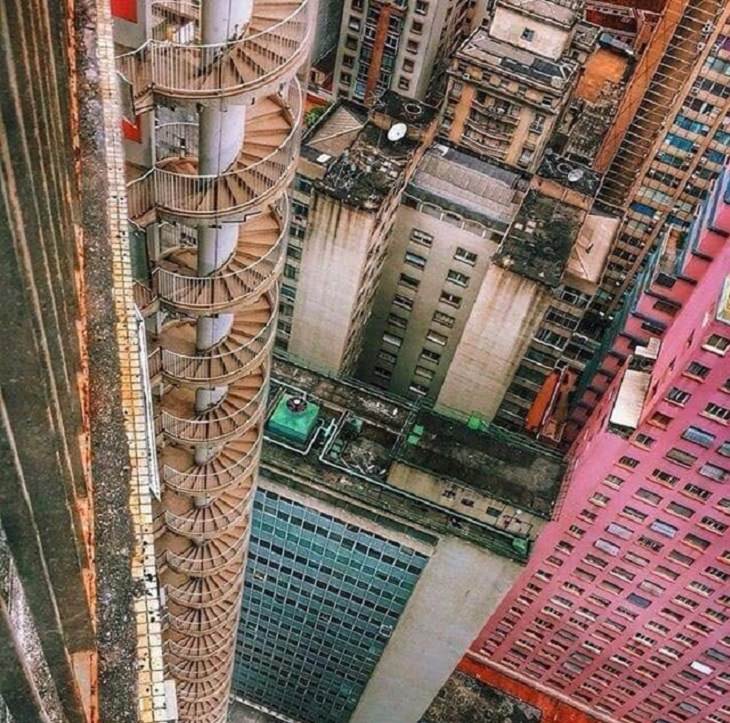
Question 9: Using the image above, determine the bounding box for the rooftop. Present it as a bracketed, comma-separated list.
[261, 358, 566, 561]
[537, 150, 602, 197]
[308, 95, 437, 211]
[405, 144, 524, 232]
[458, 28, 578, 91]
[497, 0, 581, 28]
[494, 189, 583, 286]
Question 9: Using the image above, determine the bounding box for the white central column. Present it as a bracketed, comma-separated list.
[195, 0, 256, 406]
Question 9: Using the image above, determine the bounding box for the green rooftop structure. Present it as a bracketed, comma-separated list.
[266, 393, 321, 447]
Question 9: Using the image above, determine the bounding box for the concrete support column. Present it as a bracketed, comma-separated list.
[196, 223, 239, 275]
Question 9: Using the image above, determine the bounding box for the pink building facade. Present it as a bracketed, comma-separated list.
[465, 167, 730, 723]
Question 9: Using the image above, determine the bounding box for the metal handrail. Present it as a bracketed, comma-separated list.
[160, 384, 267, 444]
[116, 0, 310, 100]
[164, 489, 251, 537]
[168, 651, 232, 684]
[166, 535, 245, 576]
[166, 571, 243, 608]
[163, 437, 262, 495]
[160, 313, 277, 383]
[154, 209, 286, 310]
[167, 601, 240, 634]
[166, 634, 232, 661]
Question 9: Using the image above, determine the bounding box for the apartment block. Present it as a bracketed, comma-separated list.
[590, 0, 730, 314]
[230, 357, 565, 723]
[356, 143, 525, 400]
[443, 0, 594, 172]
[287, 92, 438, 375]
[334, 0, 472, 104]
[442, 168, 730, 723]
[436, 156, 618, 430]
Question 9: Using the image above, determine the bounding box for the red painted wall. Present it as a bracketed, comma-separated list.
[458, 657, 601, 723]
[111, 0, 137, 22]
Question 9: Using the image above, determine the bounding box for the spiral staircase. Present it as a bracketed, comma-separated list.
[117, 2, 312, 721]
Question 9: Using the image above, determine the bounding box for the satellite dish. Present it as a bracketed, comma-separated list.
[387, 122, 407, 142]
[567, 168, 584, 183]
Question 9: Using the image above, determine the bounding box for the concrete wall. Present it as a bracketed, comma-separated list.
[436, 265, 551, 421]
[288, 194, 375, 374]
[489, 7, 570, 60]
[357, 203, 499, 399]
[350, 535, 522, 723]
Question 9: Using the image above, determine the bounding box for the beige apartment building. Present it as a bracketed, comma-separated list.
[443, 0, 596, 172]
[436, 155, 619, 431]
[286, 92, 439, 375]
[334, 0, 473, 104]
[356, 144, 525, 399]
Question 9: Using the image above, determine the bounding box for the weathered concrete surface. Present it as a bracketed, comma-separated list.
[350, 536, 521, 723]
[76, 0, 138, 719]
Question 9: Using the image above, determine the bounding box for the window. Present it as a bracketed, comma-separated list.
[409, 382, 429, 396]
[650, 412, 673, 428]
[595, 538, 621, 557]
[685, 361, 710, 379]
[650, 520, 679, 538]
[420, 348, 441, 363]
[545, 307, 581, 330]
[410, 228, 433, 247]
[426, 329, 448, 346]
[398, 77, 410, 91]
[432, 311, 455, 328]
[440, 291, 462, 308]
[627, 593, 652, 609]
[666, 387, 691, 405]
[704, 334, 730, 354]
[373, 366, 392, 380]
[393, 294, 413, 311]
[607, 523, 633, 540]
[454, 247, 477, 265]
[650, 468, 679, 487]
[667, 501, 694, 519]
[634, 433, 655, 448]
[535, 328, 568, 349]
[388, 313, 408, 329]
[404, 251, 427, 269]
[521, 28, 535, 41]
[703, 402, 730, 423]
[603, 474, 624, 489]
[398, 273, 420, 290]
[382, 332, 402, 349]
[666, 448, 697, 467]
[699, 462, 729, 483]
[682, 426, 716, 448]
[618, 455, 640, 469]
[446, 269, 469, 287]
[377, 350, 397, 365]
[635, 488, 662, 506]
[413, 365, 434, 381]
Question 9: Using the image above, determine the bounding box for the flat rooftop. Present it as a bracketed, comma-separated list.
[498, 0, 579, 28]
[261, 358, 566, 561]
[405, 143, 523, 233]
[494, 189, 584, 287]
[457, 29, 578, 91]
[304, 93, 436, 211]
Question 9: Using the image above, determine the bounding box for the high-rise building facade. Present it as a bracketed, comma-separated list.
[229, 358, 566, 723]
[443, 0, 593, 173]
[333, 0, 472, 104]
[590, 0, 730, 314]
[447, 167, 730, 723]
[356, 144, 524, 400]
[114, 1, 314, 720]
[286, 93, 438, 375]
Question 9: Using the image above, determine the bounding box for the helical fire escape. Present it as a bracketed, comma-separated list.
[117, 2, 312, 720]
